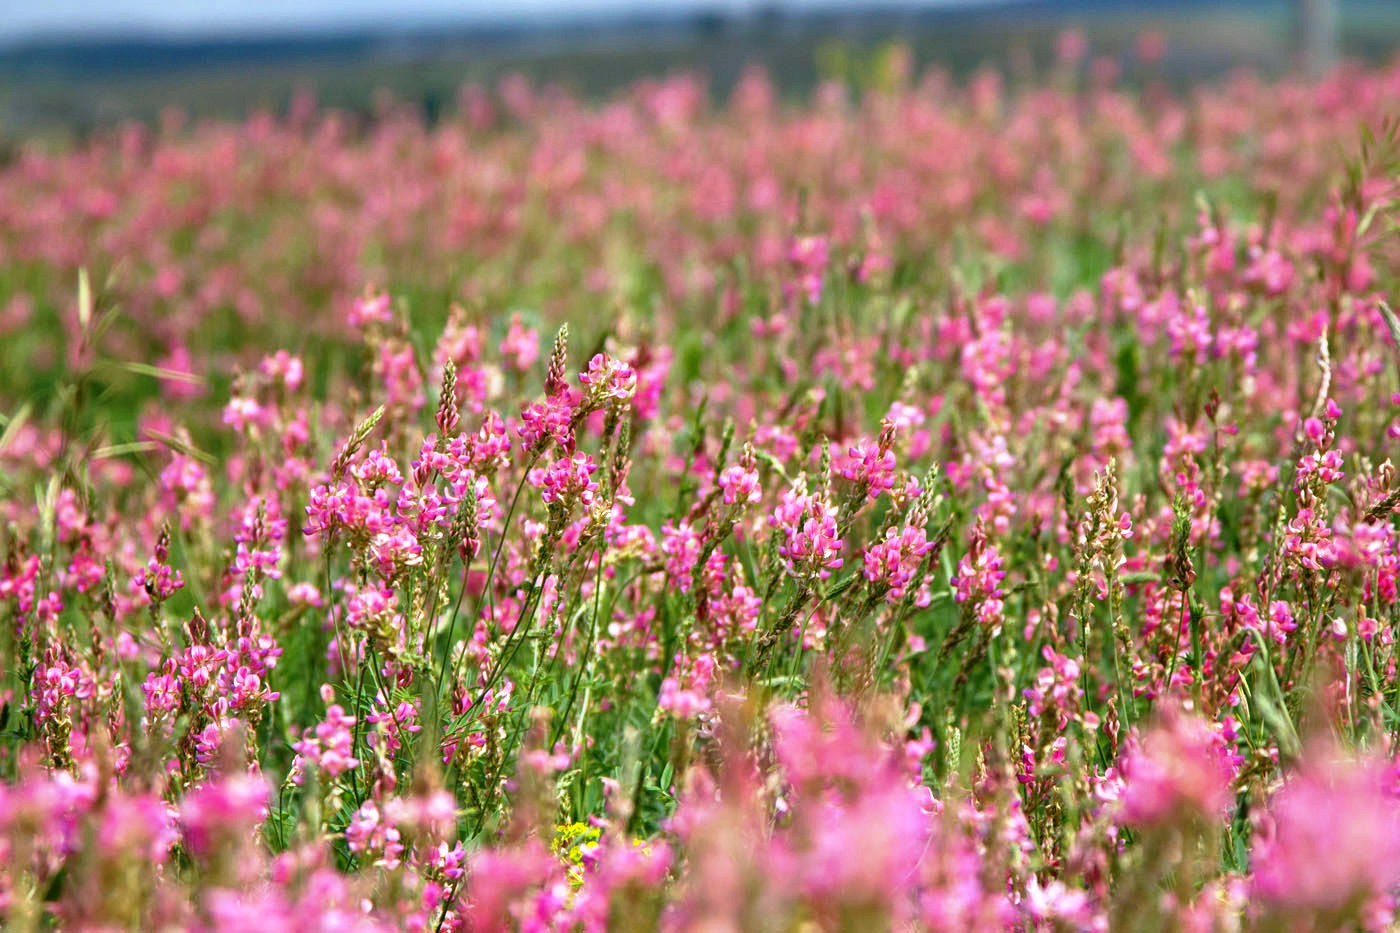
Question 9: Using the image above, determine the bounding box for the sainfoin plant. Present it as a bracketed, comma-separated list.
[4, 38, 1400, 930]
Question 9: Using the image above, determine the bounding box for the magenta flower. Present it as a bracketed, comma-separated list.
[1253, 746, 1400, 917]
[1119, 705, 1235, 828]
[770, 480, 845, 580]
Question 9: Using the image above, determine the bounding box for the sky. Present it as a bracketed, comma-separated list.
[1, 0, 988, 43]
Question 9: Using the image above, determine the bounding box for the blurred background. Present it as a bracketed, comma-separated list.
[2, 0, 1397, 136]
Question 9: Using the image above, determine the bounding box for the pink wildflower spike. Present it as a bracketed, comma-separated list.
[1119, 705, 1236, 828]
[1253, 743, 1400, 921]
[770, 477, 845, 580]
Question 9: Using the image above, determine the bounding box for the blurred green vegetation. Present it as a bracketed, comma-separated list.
[4, 1, 1400, 139]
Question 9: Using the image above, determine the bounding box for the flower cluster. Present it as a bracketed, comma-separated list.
[2, 41, 1400, 931]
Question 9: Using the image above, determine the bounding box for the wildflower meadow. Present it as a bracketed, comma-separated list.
[4, 42, 1400, 930]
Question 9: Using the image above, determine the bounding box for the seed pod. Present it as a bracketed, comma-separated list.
[545, 324, 569, 398]
[436, 358, 460, 438]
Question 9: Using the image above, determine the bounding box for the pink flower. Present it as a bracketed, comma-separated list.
[1119, 705, 1235, 828]
[863, 523, 934, 602]
[839, 438, 897, 501]
[786, 234, 830, 306]
[348, 286, 392, 327]
[660, 520, 703, 593]
[718, 464, 761, 506]
[518, 396, 576, 454]
[292, 704, 360, 780]
[500, 314, 540, 372]
[952, 524, 1006, 631]
[1253, 745, 1400, 916]
[770, 480, 845, 580]
[578, 353, 637, 405]
[531, 451, 599, 511]
[179, 772, 269, 858]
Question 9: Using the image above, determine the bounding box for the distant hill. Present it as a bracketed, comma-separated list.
[2, 0, 1397, 136]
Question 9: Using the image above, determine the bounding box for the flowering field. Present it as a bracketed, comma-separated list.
[3, 48, 1400, 930]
